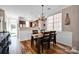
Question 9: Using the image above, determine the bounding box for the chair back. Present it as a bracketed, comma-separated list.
[50, 31, 56, 41]
[42, 31, 50, 41]
[32, 30, 38, 34]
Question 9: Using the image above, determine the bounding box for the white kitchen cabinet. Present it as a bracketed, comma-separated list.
[0, 9, 5, 32]
[0, 17, 3, 32]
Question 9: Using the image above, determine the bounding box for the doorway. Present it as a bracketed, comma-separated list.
[6, 17, 21, 54]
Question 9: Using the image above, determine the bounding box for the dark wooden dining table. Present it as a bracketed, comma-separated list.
[31, 31, 56, 53]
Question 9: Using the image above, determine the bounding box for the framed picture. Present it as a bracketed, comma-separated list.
[65, 13, 70, 25]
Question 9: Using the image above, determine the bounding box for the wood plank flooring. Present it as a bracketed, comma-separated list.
[20, 40, 74, 54]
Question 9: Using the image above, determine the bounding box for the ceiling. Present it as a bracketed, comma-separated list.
[0, 5, 70, 21]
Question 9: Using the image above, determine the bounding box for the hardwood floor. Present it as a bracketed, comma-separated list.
[20, 40, 75, 54]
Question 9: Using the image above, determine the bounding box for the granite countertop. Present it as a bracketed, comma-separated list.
[0, 32, 10, 43]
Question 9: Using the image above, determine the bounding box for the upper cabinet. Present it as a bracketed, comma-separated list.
[19, 20, 26, 28]
[0, 9, 5, 32]
[31, 20, 38, 27]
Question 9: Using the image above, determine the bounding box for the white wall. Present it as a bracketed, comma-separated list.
[56, 31, 72, 47]
[62, 6, 79, 51]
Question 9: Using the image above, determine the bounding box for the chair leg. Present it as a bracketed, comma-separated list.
[53, 40, 56, 46]
[36, 40, 41, 54]
[42, 42, 43, 53]
[31, 36, 34, 48]
[47, 42, 50, 49]
[54, 35, 56, 44]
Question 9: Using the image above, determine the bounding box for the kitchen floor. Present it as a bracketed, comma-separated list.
[9, 34, 21, 54]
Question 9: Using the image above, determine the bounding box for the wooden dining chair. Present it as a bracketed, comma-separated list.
[41, 31, 51, 53]
[31, 35, 43, 53]
[31, 30, 38, 47]
[50, 31, 56, 46]
[32, 30, 38, 34]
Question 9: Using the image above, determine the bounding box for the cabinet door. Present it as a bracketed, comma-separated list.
[30, 22, 32, 27]
[0, 17, 3, 32]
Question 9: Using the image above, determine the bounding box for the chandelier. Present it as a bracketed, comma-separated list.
[41, 5, 44, 17]
[38, 5, 46, 31]
[40, 5, 46, 21]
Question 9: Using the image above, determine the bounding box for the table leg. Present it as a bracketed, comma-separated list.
[36, 40, 41, 54]
[31, 36, 34, 48]
[48, 41, 50, 49]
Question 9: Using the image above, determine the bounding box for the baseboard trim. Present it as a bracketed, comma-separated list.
[56, 42, 72, 49]
[70, 48, 79, 54]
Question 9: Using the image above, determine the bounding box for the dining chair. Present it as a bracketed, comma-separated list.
[41, 31, 51, 53]
[32, 30, 38, 34]
[31, 35, 43, 53]
[31, 30, 38, 47]
[50, 31, 56, 46]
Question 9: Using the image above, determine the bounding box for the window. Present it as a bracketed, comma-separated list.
[46, 16, 54, 31]
[46, 13, 62, 31]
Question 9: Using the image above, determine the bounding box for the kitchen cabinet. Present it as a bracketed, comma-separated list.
[0, 9, 5, 32]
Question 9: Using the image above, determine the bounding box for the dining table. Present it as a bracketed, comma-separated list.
[31, 31, 56, 53]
